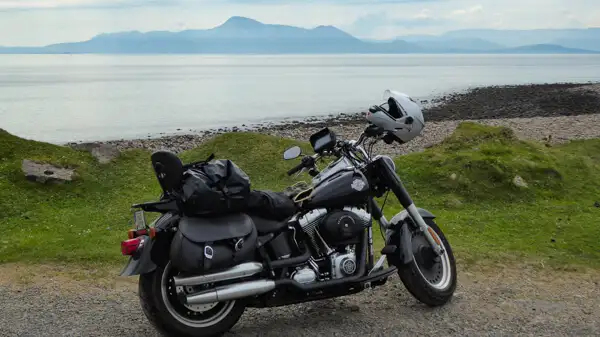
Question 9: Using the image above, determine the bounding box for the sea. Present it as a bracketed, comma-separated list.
[1, 54, 599, 144]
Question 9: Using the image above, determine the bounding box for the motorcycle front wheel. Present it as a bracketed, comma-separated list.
[397, 219, 457, 307]
[138, 262, 246, 337]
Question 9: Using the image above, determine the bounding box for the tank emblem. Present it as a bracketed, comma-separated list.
[351, 179, 365, 191]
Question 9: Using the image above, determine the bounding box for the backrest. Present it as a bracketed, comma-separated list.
[151, 151, 184, 194]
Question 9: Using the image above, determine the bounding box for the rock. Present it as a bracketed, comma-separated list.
[444, 197, 462, 208]
[513, 175, 528, 188]
[72, 143, 119, 164]
[348, 305, 360, 312]
[22, 160, 75, 184]
[450, 173, 457, 180]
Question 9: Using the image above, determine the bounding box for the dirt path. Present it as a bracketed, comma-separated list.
[1, 264, 598, 337]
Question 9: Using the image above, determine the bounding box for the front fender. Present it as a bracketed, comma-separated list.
[390, 207, 436, 225]
[119, 236, 157, 276]
[383, 207, 436, 266]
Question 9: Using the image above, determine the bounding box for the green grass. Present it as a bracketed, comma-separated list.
[1, 123, 599, 269]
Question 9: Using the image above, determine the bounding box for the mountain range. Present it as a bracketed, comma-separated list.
[1, 16, 599, 54]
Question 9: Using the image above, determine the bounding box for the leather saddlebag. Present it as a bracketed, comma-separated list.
[169, 214, 257, 273]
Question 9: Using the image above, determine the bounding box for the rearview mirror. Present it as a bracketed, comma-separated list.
[283, 146, 302, 160]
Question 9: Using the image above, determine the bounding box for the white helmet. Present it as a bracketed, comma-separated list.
[366, 90, 425, 144]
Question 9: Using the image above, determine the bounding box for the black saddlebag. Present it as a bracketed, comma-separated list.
[180, 159, 251, 216]
[169, 214, 257, 273]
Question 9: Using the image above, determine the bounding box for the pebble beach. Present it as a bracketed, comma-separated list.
[92, 82, 600, 156]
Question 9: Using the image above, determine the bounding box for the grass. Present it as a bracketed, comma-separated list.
[1, 123, 599, 269]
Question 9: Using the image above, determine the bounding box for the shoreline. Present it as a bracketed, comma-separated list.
[68, 82, 600, 155]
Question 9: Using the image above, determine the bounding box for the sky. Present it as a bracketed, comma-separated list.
[0, 0, 598, 46]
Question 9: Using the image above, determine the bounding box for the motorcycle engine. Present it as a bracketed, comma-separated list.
[295, 207, 370, 281]
[320, 208, 370, 246]
[297, 207, 370, 256]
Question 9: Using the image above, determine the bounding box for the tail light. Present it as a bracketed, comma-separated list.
[121, 237, 142, 256]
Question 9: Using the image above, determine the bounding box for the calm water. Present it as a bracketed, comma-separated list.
[1, 54, 600, 143]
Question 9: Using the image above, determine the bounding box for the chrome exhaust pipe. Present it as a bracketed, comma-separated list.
[186, 280, 276, 305]
[173, 262, 263, 287]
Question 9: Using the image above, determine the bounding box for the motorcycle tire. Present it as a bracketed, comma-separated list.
[139, 262, 246, 337]
[397, 219, 457, 307]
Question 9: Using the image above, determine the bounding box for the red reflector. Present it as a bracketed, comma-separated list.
[121, 238, 142, 256]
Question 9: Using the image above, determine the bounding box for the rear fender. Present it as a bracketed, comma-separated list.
[383, 208, 436, 266]
[120, 236, 156, 276]
[119, 212, 179, 277]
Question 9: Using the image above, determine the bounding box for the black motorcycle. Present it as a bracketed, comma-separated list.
[120, 125, 457, 337]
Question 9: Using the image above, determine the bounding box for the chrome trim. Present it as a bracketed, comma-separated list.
[343, 207, 372, 225]
[369, 256, 387, 275]
[186, 280, 276, 305]
[173, 262, 263, 287]
[378, 215, 391, 230]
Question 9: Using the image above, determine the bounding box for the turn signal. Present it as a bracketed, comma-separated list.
[427, 227, 442, 246]
[127, 228, 148, 239]
[121, 238, 142, 256]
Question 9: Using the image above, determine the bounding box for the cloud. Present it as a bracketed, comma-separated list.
[450, 5, 483, 16]
[0, 0, 445, 11]
[0, 0, 182, 11]
[1, 0, 599, 45]
[226, 0, 445, 3]
[347, 9, 451, 37]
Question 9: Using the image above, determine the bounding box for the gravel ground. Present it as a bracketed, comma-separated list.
[1, 265, 598, 337]
[265, 114, 600, 157]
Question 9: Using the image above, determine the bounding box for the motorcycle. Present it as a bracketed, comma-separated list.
[120, 120, 457, 337]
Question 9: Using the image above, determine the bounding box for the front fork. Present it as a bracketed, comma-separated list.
[370, 158, 444, 256]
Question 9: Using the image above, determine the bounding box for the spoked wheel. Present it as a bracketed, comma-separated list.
[139, 262, 246, 337]
[397, 219, 457, 307]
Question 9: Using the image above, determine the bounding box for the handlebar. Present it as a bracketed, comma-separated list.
[286, 155, 319, 176]
[287, 161, 306, 176]
[286, 125, 385, 177]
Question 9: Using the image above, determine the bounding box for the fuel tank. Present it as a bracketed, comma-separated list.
[303, 169, 370, 209]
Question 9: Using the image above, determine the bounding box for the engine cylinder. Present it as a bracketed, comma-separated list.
[297, 209, 328, 256]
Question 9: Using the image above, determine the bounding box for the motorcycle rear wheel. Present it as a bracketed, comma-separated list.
[397, 219, 457, 307]
[138, 262, 246, 337]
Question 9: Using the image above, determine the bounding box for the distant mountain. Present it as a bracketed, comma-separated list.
[428, 28, 600, 51]
[41, 17, 371, 54]
[551, 38, 600, 51]
[399, 36, 506, 51]
[1, 17, 599, 54]
[494, 44, 597, 54]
